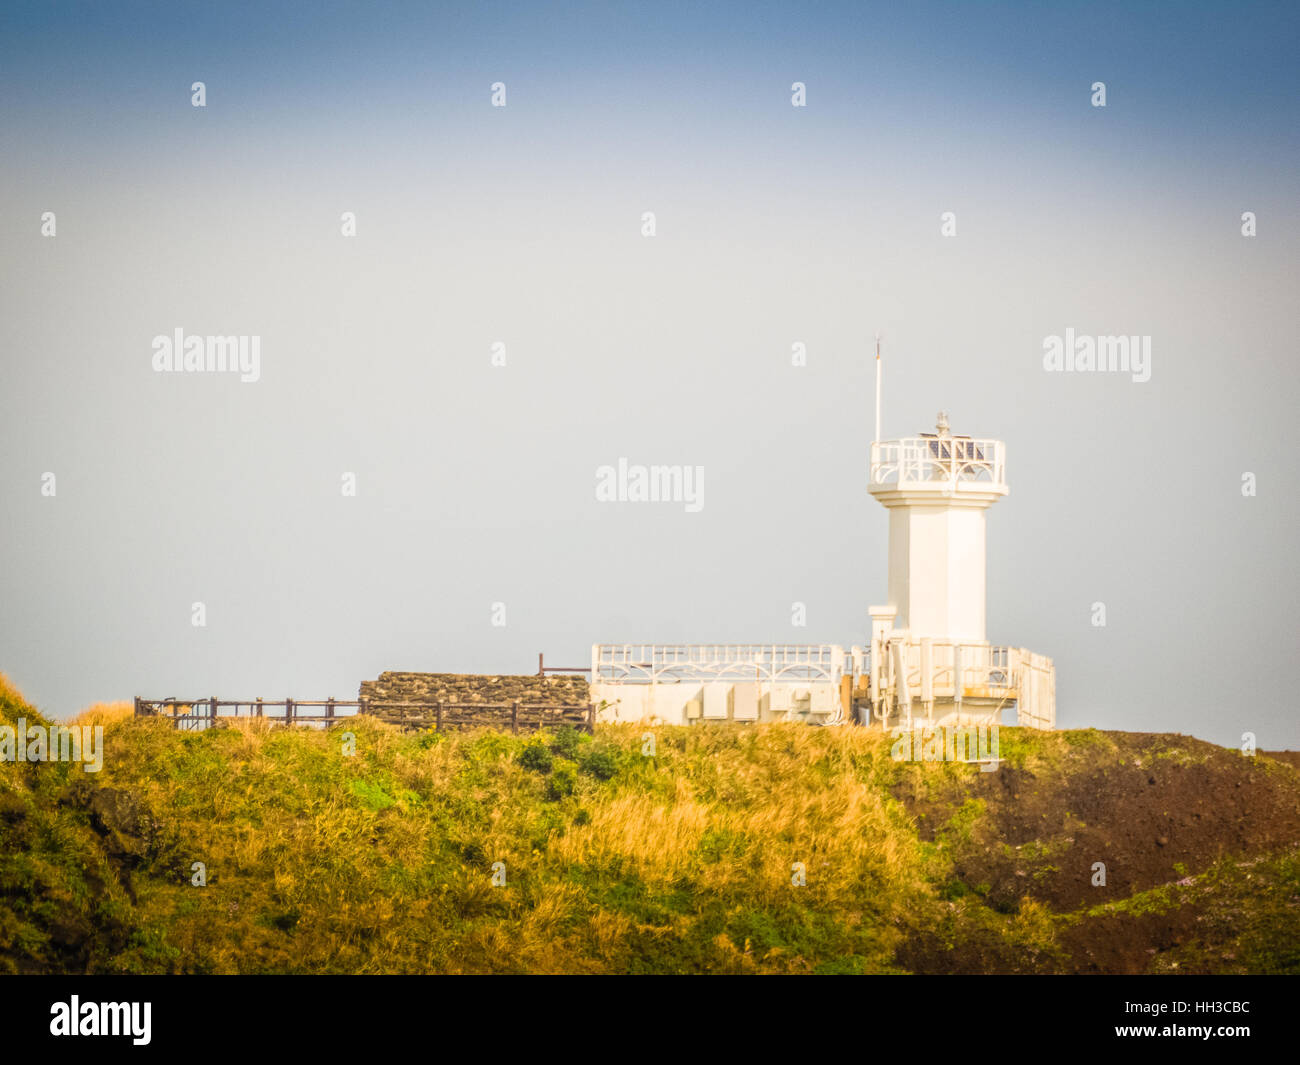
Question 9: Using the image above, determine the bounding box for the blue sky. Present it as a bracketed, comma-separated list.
[1, 1, 1297, 747]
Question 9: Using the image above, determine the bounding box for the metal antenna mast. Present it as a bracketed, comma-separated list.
[873, 332, 883, 444]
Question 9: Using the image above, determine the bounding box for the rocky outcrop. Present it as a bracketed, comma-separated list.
[87, 787, 159, 867]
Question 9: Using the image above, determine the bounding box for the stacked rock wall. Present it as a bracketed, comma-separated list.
[359, 671, 592, 732]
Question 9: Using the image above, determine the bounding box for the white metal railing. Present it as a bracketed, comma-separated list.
[871, 642, 1016, 695]
[867, 639, 1055, 730]
[592, 644, 844, 685]
[870, 437, 1005, 489]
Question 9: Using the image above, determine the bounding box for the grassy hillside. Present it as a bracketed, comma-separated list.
[2, 674, 1298, 974]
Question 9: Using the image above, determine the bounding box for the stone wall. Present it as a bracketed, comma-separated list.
[360, 671, 589, 707]
[358, 671, 592, 732]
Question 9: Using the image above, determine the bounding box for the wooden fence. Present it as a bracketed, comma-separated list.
[134, 697, 595, 734]
[365, 700, 595, 734]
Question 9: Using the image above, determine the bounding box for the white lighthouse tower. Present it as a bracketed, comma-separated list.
[869, 410, 1004, 645]
[865, 373, 1054, 730]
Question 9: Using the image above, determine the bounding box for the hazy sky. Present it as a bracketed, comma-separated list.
[1, 1, 1296, 748]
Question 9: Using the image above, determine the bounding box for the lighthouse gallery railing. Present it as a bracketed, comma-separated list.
[870, 437, 1006, 489]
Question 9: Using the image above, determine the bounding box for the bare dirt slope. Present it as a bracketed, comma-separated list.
[893, 730, 1300, 973]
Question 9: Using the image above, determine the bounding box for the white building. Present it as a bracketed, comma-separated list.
[590, 380, 1055, 730]
[591, 643, 861, 726]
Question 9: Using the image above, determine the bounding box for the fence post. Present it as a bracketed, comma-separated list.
[511, 700, 519, 734]
[436, 703, 443, 732]
[286, 698, 294, 725]
[586, 702, 596, 733]
[133, 696, 140, 719]
[327, 697, 335, 727]
[256, 697, 263, 720]
[210, 696, 218, 726]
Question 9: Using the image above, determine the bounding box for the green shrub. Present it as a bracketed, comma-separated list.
[349, 778, 396, 811]
[581, 748, 618, 781]
[519, 741, 553, 774]
[549, 726, 584, 760]
[547, 763, 576, 801]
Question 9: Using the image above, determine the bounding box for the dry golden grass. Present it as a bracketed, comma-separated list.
[0, 672, 41, 724]
[72, 701, 134, 727]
